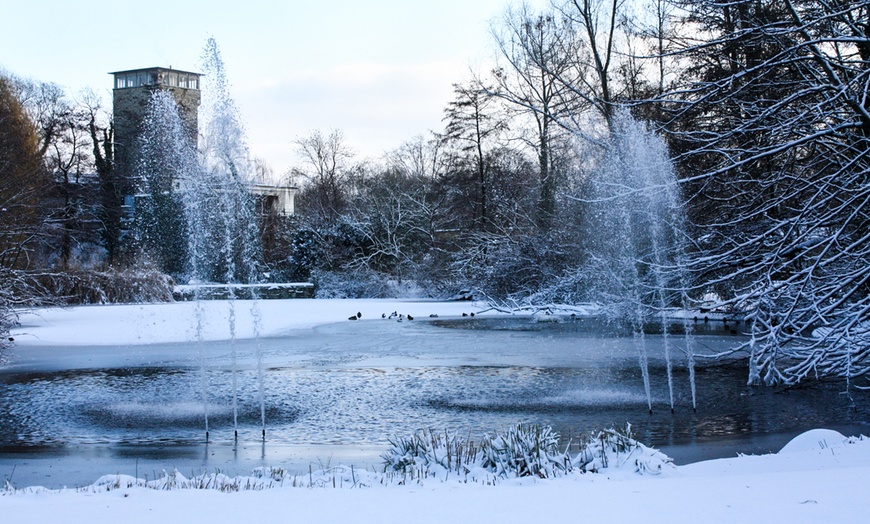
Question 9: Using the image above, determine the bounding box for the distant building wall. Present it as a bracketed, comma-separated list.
[250, 184, 298, 216]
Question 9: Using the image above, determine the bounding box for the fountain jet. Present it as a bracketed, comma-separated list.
[581, 111, 693, 413]
[134, 38, 265, 442]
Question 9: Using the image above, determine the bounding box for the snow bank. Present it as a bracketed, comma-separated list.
[779, 428, 854, 454]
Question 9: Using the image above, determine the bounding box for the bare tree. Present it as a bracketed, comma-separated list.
[82, 90, 121, 266]
[442, 81, 508, 228]
[10, 79, 117, 270]
[647, 0, 676, 95]
[558, 0, 627, 127]
[292, 129, 355, 223]
[662, 0, 870, 386]
[491, 4, 582, 230]
[385, 134, 450, 181]
[1, 74, 51, 348]
[46, 103, 92, 269]
[10, 77, 68, 159]
[343, 174, 431, 278]
[0, 75, 49, 270]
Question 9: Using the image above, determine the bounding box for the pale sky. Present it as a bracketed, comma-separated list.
[1, 0, 547, 176]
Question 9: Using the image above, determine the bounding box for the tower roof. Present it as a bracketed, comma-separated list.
[111, 67, 201, 90]
[110, 66, 201, 77]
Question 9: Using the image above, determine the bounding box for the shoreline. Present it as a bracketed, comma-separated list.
[4, 424, 868, 490]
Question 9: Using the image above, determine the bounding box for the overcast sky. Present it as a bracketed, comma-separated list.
[1, 0, 548, 177]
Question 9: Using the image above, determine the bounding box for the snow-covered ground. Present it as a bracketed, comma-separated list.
[3, 299, 869, 522]
[1, 428, 867, 523]
[11, 298, 491, 347]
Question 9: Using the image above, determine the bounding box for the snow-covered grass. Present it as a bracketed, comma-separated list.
[1, 429, 868, 523]
[381, 424, 669, 481]
[4, 299, 870, 522]
[382, 424, 574, 480]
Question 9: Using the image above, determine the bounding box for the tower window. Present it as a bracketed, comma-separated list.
[114, 69, 198, 90]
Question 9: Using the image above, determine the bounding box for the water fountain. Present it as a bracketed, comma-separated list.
[581, 111, 692, 413]
[134, 38, 263, 442]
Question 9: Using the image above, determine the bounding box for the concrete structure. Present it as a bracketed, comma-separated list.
[250, 184, 297, 216]
[111, 67, 201, 185]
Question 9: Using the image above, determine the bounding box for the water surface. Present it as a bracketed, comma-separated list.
[1, 316, 866, 487]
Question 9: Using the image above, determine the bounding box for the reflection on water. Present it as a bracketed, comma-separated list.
[1, 317, 867, 456]
[431, 315, 748, 336]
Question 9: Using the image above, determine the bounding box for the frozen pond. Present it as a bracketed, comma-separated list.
[2, 316, 868, 487]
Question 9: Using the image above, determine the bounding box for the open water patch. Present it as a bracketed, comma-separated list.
[430, 315, 747, 336]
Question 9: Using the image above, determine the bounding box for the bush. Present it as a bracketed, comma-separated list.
[383, 424, 571, 479]
[35, 267, 175, 304]
[312, 269, 430, 299]
[479, 423, 571, 478]
[382, 429, 477, 476]
[1, 267, 37, 353]
[575, 424, 673, 475]
[0, 305, 14, 352]
[312, 269, 393, 298]
[382, 423, 673, 480]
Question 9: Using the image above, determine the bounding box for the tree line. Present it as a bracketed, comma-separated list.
[2, 0, 869, 386]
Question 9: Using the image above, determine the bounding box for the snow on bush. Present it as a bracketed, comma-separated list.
[43, 267, 175, 304]
[575, 424, 673, 475]
[777, 428, 858, 454]
[382, 428, 478, 477]
[381, 423, 670, 481]
[0, 306, 13, 353]
[479, 424, 571, 478]
[380, 424, 569, 480]
[0, 268, 22, 353]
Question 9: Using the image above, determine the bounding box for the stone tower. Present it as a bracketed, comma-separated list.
[111, 67, 201, 186]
